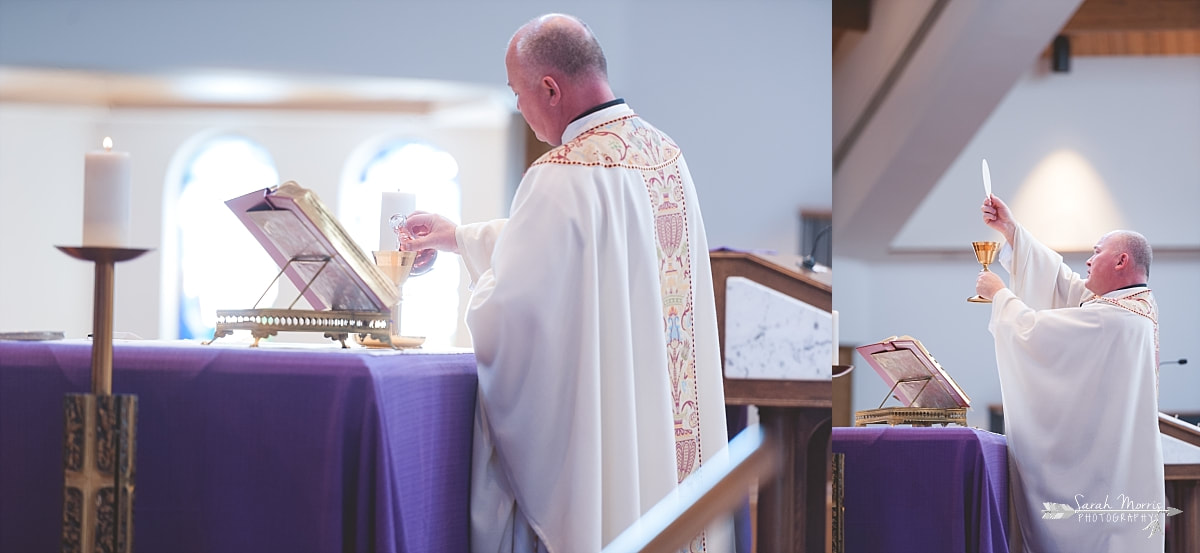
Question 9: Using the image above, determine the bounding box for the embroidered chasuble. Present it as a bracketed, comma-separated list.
[989, 224, 1164, 553]
[457, 104, 733, 553]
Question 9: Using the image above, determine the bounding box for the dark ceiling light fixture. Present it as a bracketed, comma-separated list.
[1052, 35, 1071, 73]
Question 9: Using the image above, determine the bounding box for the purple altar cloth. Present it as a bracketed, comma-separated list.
[832, 427, 1010, 553]
[0, 340, 477, 553]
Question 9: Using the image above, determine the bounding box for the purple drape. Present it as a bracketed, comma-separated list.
[833, 426, 1010, 553]
[0, 340, 477, 553]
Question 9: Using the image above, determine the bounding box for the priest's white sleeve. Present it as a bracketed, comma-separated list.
[456, 219, 507, 284]
[988, 289, 1105, 359]
[999, 224, 1090, 310]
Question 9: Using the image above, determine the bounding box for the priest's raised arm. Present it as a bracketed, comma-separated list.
[979, 194, 1089, 309]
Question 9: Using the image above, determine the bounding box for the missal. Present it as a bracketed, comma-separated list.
[225, 181, 398, 312]
[205, 182, 404, 348]
[854, 335, 970, 427]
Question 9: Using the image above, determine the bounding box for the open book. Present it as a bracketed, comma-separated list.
[225, 181, 398, 312]
[855, 335, 971, 409]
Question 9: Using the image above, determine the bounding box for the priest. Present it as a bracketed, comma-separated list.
[976, 194, 1164, 553]
[399, 13, 733, 553]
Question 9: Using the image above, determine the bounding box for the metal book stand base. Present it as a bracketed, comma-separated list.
[203, 255, 398, 348]
[855, 375, 968, 427]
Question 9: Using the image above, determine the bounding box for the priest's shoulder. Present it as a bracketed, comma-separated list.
[1082, 295, 1157, 325]
[532, 116, 681, 171]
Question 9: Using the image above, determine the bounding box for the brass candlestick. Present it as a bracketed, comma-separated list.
[56, 245, 149, 553]
[967, 241, 1000, 303]
[56, 247, 149, 394]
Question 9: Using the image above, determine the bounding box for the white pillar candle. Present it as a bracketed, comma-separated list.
[82, 137, 132, 248]
[379, 191, 416, 250]
[831, 310, 839, 366]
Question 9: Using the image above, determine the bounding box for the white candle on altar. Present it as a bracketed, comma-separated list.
[831, 310, 839, 366]
[82, 137, 132, 248]
[379, 191, 416, 250]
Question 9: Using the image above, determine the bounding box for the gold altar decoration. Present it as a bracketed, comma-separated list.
[854, 336, 970, 427]
[204, 182, 416, 348]
[967, 241, 1000, 303]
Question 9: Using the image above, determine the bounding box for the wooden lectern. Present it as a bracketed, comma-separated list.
[1159, 414, 1200, 553]
[710, 250, 832, 553]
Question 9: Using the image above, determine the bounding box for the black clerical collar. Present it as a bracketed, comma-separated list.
[570, 98, 625, 124]
[1082, 283, 1148, 306]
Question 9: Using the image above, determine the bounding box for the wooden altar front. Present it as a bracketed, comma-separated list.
[710, 250, 832, 553]
[1159, 414, 1200, 553]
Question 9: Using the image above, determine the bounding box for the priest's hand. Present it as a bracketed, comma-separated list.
[981, 194, 1016, 245]
[400, 211, 460, 254]
[976, 271, 1006, 301]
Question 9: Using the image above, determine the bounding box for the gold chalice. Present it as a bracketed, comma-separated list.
[967, 241, 1000, 303]
[373, 250, 416, 333]
[373, 249, 416, 290]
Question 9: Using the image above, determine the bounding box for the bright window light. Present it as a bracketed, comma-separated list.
[176, 136, 280, 339]
[341, 141, 461, 347]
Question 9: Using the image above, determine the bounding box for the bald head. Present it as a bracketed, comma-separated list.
[504, 14, 616, 146]
[510, 14, 608, 86]
[1086, 229, 1152, 295]
[1108, 230, 1153, 279]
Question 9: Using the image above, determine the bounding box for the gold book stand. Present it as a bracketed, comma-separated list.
[203, 182, 408, 348]
[854, 336, 970, 427]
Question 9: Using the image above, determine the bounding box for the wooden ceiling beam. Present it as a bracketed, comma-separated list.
[1063, 29, 1200, 55]
[1063, 0, 1200, 32]
[1051, 0, 1200, 56]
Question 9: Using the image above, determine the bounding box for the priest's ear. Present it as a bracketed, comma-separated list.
[1116, 253, 1130, 271]
[541, 76, 562, 107]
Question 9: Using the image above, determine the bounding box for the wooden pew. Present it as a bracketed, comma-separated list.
[602, 426, 781, 553]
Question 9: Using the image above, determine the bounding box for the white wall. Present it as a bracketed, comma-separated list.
[895, 57, 1200, 252]
[837, 57, 1200, 427]
[0, 0, 832, 256]
[0, 104, 103, 335]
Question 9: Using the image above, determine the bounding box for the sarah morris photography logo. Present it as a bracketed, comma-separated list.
[1041, 494, 1182, 538]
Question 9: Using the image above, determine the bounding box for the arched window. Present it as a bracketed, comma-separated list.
[174, 135, 280, 339]
[340, 141, 461, 347]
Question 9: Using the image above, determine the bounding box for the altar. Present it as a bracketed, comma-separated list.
[0, 339, 477, 553]
[832, 426, 1011, 553]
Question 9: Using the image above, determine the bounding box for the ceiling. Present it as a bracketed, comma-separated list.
[1061, 0, 1200, 56]
[831, 0, 1200, 260]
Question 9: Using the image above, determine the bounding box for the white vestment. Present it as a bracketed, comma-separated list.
[990, 224, 1164, 553]
[458, 103, 733, 553]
